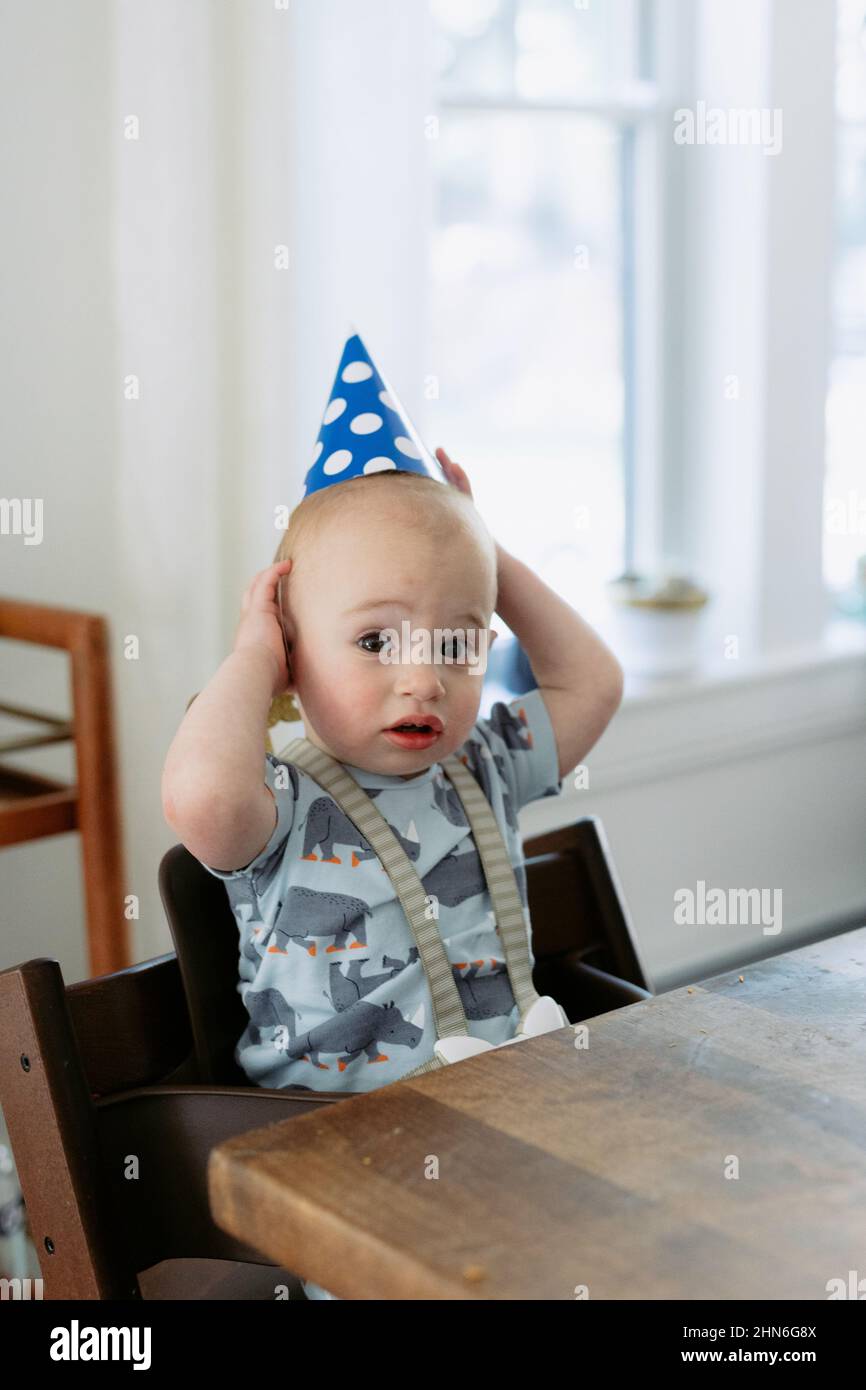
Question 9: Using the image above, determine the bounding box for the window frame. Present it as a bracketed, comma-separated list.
[824, 1, 866, 593]
[430, 0, 676, 582]
[425, 0, 839, 670]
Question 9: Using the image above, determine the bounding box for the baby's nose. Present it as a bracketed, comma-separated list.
[394, 660, 446, 701]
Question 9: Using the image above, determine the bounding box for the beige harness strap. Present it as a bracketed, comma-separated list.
[438, 752, 539, 1019]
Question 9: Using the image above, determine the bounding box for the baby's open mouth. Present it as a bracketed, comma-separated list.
[383, 716, 444, 747]
[385, 715, 444, 734]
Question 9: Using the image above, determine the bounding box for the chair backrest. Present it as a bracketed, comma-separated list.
[159, 813, 650, 1090]
[0, 953, 323, 1298]
[0, 953, 197, 1297]
[0, 596, 129, 976]
[158, 845, 249, 1086]
[524, 818, 650, 990]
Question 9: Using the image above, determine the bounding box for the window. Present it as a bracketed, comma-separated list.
[825, 0, 866, 596]
[424, 0, 659, 615]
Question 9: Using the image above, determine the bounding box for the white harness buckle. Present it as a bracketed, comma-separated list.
[433, 995, 569, 1065]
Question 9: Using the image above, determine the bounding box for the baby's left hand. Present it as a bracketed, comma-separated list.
[436, 445, 508, 588]
[435, 446, 473, 500]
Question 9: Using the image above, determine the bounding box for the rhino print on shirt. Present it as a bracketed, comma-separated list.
[200, 687, 563, 1096]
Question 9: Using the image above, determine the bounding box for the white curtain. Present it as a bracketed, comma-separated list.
[0, 0, 434, 979]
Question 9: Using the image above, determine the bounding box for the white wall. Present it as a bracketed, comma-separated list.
[0, 0, 115, 982]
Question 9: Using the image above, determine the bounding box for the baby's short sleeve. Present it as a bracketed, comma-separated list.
[198, 752, 298, 884]
[470, 686, 563, 812]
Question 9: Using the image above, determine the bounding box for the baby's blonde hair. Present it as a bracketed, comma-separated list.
[267, 472, 497, 732]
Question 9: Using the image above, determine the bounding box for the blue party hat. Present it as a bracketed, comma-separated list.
[302, 328, 447, 497]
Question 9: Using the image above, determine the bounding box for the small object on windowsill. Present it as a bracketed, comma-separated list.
[832, 554, 866, 621]
[604, 570, 711, 677]
[607, 571, 709, 609]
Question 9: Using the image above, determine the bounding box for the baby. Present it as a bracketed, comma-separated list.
[161, 447, 624, 1299]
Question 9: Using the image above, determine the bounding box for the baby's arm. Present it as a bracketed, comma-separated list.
[436, 447, 623, 780]
[161, 559, 292, 872]
[493, 545, 624, 780]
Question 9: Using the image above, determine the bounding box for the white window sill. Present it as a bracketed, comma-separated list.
[619, 614, 866, 707]
[516, 612, 866, 830]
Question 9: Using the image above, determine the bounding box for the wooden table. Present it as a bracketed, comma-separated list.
[208, 926, 866, 1299]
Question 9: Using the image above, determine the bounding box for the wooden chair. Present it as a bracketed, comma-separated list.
[0, 818, 650, 1300]
[0, 597, 129, 977]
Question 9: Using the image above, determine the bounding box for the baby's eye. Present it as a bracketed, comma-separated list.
[357, 630, 388, 654]
[441, 634, 468, 661]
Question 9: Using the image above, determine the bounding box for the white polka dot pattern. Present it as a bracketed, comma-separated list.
[304, 331, 445, 498]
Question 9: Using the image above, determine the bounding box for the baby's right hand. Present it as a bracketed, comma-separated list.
[233, 559, 294, 697]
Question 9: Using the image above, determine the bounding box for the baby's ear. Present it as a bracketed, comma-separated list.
[272, 649, 297, 702]
[488, 627, 499, 647]
[276, 571, 297, 642]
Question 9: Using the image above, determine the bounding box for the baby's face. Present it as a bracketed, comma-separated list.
[284, 501, 496, 778]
